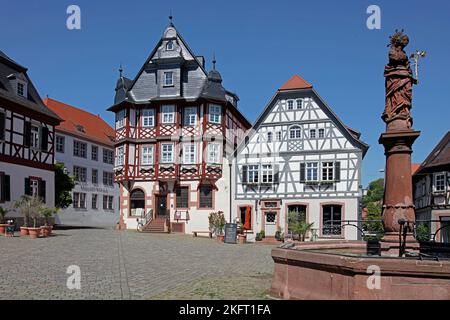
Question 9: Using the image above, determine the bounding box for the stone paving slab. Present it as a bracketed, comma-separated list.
[0, 229, 275, 300]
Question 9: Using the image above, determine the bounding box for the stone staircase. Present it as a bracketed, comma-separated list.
[140, 217, 169, 233]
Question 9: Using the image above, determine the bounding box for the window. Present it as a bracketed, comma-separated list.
[183, 144, 196, 164]
[161, 144, 174, 163]
[296, 99, 303, 109]
[166, 41, 174, 51]
[103, 149, 114, 164]
[0, 173, 11, 202]
[92, 169, 98, 184]
[56, 135, 65, 153]
[322, 205, 342, 236]
[91, 145, 98, 161]
[322, 162, 334, 181]
[164, 72, 174, 86]
[176, 187, 189, 208]
[306, 162, 318, 181]
[130, 190, 145, 216]
[141, 109, 155, 127]
[184, 107, 197, 126]
[208, 104, 221, 124]
[199, 185, 213, 209]
[248, 165, 259, 184]
[116, 146, 124, 166]
[262, 164, 273, 184]
[103, 195, 114, 210]
[141, 145, 154, 165]
[289, 126, 301, 139]
[0, 112, 5, 141]
[92, 194, 98, 209]
[73, 192, 87, 209]
[267, 132, 273, 143]
[24, 177, 45, 201]
[287, 100, 294, 110]
[310, 129, 316, 138]
[116, 109, 126, 129]
[73, 140, 87, 158]
[435, 173, 446, 192]
[17, 82, 25, 97]
[318, 128, 325, 138]
[276, 131, 282, 141]
[73, 166, 87, 182]
[161, 105, 175, 124]
[30, 125, 40, 149]
[103, 172, 114, 186]
[207, 143, 220, 164]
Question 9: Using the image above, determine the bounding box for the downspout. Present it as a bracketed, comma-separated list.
[229, 161, 232, 223]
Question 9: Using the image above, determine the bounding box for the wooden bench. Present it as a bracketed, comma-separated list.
[193, 231, 213, 238]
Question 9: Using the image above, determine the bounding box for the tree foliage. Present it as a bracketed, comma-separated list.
[362, 178, 385, 240]
[55, 163, 75, 209]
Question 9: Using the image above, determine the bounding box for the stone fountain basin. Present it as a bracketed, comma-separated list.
[271, 240, 450, 300]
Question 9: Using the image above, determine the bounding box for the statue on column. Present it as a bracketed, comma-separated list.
[382, 30, 417, 130]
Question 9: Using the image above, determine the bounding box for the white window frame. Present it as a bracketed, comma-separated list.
[207, 143, 220, 164]
[247, 165, 259, 184]
[141, 145, 154, 165]
[287, 100, 294, 110]
[289, 126, 301, 139]
[161, 143, 174, 163]
[116, 109, 126, 129]
[73, 140, 87, 158]
[30, 124, 40, 149]
[208, 104, 221, 124]
[322, 162, 334, 182]
[183, 143, 196, 164]
[296, 99, 303, 109]
[267, 132, 273, 143]
[166, 41, 174, 51]
[262, 164, 273, 184]
[161, 105, 175, 124]
[310, 129, 316, 138]
[318, 128, 325, 138]
[30, 179, 39, 197]
[116, 146, 124, 166]
[276, 131, 282, 141]
[434, 173, 446, 192]
[306, 162, 318, 182]
[56, 135, 65, 153]
[73, 192, 87, 209]
[17, 80, 27, 97]
[164, 72, 174, 86]
[184, 107, 197, 126]
[141, 109, 155, 127]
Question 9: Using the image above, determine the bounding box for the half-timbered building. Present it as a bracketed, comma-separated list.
[233, 75, 368, 241]
[0, 50, 61, 216]
[108, 20, 251, 232]
[413, 131, 450, 242]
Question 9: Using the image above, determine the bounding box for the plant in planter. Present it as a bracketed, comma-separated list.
[275, 226, 284, 241]
[14, 195, 44, 238]
[40, 207, 58, 237]
[255, 232, 262, 241]
[0, 206, 10, 235]
[208, 211, 226, 242]
[259, 230, 265, 239]
[415, 223, 430, 243]
[288, 211, 314, 242]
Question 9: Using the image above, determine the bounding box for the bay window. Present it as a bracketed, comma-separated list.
[116, 146, 124, 166]
[183, 143, 196, 164]
[141, 109, 155, 127]
[207, 143, 220, 164]
[208, 104, 221, 124]
[161, 105, 175, 124]
[141, 145, 154, 165]
[116, 109, 126, 129]
[184, 107, 197, 126]
[161, 143, 174, 163]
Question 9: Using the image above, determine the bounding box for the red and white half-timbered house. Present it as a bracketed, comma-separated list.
[108, 21, 250, 232]
[0, 50, 61, 216]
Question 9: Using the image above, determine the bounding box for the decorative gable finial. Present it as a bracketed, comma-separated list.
[212, 52, 216, 70]
[169, 10, 174, 27]
[119, 63, 123, 78]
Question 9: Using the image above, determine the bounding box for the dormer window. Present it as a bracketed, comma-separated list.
[164, 72, 174, 86]
[76, 124, 85, 133]
[17, 82, 25, 97]
[8, 73, 28, 98]
[166, 41, 174, 51]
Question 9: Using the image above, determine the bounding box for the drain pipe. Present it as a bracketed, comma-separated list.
[229, 161, 232, 223]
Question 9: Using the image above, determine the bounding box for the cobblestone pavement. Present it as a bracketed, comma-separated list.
[0, 229, 275, 300]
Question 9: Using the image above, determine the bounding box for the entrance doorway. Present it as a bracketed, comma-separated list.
[156, 194, 168, 217]
[130, 189, 145, 217]
[265, 212, 277, 236]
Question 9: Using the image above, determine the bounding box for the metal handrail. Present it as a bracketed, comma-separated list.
[143, 209, 153, 226]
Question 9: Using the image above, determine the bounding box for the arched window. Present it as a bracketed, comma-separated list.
[130, 189, 145, 217]
[289, 126, 301, 139]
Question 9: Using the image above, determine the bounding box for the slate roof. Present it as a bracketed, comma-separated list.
[414, 131, 450, 175]
[0, 50, 61, 121]
[44, 98, 115, 147]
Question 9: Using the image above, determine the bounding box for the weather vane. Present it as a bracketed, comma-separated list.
[410, 50, 426, 84]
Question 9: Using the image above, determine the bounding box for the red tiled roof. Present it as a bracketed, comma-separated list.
[411, 163, 421, 175]
[43, 98, 115, 147]
[279, 74, 313, 91]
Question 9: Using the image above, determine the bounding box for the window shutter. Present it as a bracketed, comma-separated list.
[242, 165, 248, 184]
[0, 112, 5, 140]
[273, 164, 280, 184]
[300, 163, 306, 183]
[334, 161, 341, 182]
[39, 180, 46, 203]
[24, 121, 31, 147]
[1, 175, 10, 201]
[41, 126, 49, 151]
[24, 177, 31, 195]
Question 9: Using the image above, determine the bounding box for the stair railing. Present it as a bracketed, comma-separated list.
[143, 209, 153, 227]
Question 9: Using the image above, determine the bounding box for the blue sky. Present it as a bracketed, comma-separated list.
[1, 0, 449, 186]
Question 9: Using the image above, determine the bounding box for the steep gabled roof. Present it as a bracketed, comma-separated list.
[414, 131, 450, 175]
[44, 98, 115, 147]
[279, 74, 313, 91]
[236, 74, 369, 157]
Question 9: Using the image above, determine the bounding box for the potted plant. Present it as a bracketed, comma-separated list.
[255, 232, 262, 241]
[275, 226, 284, 241]
[288, 211, 314, 242]
[259, 230, 265, 239]
[40, 207, 58, 237]
[14, 195, 44, 238]
[208, 211, 226, 242]
[0, 206, 9, 235]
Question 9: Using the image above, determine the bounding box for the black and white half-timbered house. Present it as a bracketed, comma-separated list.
[108, 20, 250, 232]
[0, 50, 61, 215]
[233, 75, 368, 241]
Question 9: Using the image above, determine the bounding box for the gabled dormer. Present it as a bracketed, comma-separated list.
[6, 72, 28, 98]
